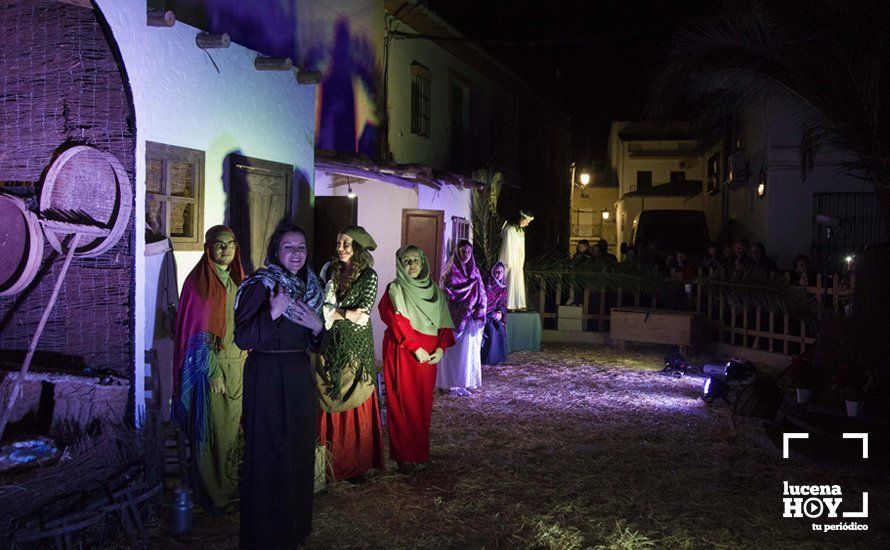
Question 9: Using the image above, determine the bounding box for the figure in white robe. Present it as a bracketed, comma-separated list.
[498, 211, 534, 310]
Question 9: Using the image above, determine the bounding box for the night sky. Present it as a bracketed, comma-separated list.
[425, 0, 719, 162]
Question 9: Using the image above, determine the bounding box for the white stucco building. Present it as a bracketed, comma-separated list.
[96, 0, 317, 417]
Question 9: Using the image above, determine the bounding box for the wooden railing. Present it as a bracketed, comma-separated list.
[532, 274, 854, 355]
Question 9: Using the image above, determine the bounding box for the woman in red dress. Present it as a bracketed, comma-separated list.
[379, 245, 454, 474]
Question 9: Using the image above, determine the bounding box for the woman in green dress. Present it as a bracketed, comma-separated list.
[316, 225, 385, 481]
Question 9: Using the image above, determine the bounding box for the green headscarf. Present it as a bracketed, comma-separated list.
[388, 246, 454, 336]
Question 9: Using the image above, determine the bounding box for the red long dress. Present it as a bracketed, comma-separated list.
[316, 269, 385, 481]
[379, 288, 455, 464]
[316, 392, 385, 480]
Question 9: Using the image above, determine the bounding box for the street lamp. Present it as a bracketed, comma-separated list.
[756, 169, 767, 198]
[601, 210, 610, 221]
[579, 172, 591, 186]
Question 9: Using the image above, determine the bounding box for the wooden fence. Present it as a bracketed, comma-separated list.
[532, 274, 854, 356]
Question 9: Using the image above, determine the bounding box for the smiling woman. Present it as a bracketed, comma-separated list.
[234, 223, 324, 548]
[316, 225, 385, 482]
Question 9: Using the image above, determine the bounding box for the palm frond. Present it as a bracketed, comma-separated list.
[647, 0, 890, 188]
[525, 254, 669, 296]
[471, 168, 505, 271]
[696, 271, 817, 320]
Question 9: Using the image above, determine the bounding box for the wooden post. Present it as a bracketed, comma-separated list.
[801, 317, 808, 354]
[0, 234, 81, 439]
[768, 311, 775, 353]
[598, 288, 606, 332]
[254, 57, 293, 71]
[753, 309, 762, 349]
[832, 274, 841, 316]
[538, 279, 546, 320]
[731, 302, 737, 346]
[147, 9, 175, 27]
[196, 32, 231, 49]
[296, 70, 323, 85]
[706, 287, 713, 319]
[783, 314, 790, 355]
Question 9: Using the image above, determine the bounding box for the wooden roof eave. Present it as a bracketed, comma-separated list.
[316, 162, 442, 190]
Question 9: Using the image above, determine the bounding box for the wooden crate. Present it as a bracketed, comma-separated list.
[557, 305, 583, 331]
[610, 307, 705, 354]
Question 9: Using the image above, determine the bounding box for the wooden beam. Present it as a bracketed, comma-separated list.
[57, 0, 93, 8]
[320, 166, 420, 190]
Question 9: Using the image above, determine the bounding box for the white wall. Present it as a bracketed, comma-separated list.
[709, 102, 871, 269]
[314, 172, 419, 361]
[571, 186, 620, 249]
[418, 185, 473, 270]
[387, 19, 504, 169]
[312, 172, 472, 362]
[617, 145, 701, 194]
[97, 0, 316, 417]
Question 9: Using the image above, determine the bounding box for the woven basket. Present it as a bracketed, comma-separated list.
[39, 146, 132, 257]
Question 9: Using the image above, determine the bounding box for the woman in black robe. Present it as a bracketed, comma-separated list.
[234, 224, 324, 549]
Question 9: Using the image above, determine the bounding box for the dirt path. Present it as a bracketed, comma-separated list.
[157, 344, 887, 549]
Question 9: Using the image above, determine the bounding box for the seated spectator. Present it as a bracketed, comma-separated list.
[790, 254, 812, 286]
[592, 239, 617, 265]
[572, 240, 592, 261]
[724, 238, 754, 275]
[668, 250, 699, 282]
[622, 245, 639, 264]
[750, 242, 778, 274]
[564, 240, 592, 306]
[642, 241, 667, 273]
[701, 242, 722, 274]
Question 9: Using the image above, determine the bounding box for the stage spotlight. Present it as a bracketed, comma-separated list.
[662, 351, 690, 378]
[724, 360, 757, 382]
[701, 377, 730, 403]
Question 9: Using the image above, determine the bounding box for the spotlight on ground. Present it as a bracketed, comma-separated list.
[662, 351, 691, 378]
[724, 360, 757, 382]
[701, 377, 730, 403]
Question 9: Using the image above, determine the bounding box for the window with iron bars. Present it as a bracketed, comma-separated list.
[410, 63, 431, 137]
[452, 216, 471, 249]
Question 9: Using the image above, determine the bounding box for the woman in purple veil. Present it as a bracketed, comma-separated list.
[436, 240, 487, 396]
[481, 262, 508, 365]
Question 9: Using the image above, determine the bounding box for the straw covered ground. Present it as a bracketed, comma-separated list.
[157, 344, 888, 549]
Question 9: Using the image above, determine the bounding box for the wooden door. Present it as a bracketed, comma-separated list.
[228, 154, 293, 274]
[401, 209, 444, 281]
[313, 196, 358, 274]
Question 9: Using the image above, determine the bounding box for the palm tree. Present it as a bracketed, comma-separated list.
[471, 167, 505, 272]
[649, 0, 890, 319]
[649, 0, 890, 216]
